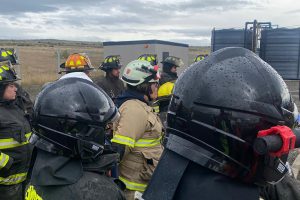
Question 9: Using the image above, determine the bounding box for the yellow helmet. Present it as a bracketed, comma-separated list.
[59, 53, 94, 74]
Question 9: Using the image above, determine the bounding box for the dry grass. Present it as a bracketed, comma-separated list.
[1, 43, 210, 98]
[3, 45, 210, 86]
[1, 45, 105, 86]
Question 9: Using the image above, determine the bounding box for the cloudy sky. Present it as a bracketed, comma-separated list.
[0, 0, 299, 45]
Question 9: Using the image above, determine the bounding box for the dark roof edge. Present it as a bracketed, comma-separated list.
[103, 39, 189, 47]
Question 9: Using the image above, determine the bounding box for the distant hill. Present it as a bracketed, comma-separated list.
[0, 39, 211, 49]
[0, 39, 103, 48]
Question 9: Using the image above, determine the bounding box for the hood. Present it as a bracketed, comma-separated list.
[114, 89, 147, 108]
[31, 149, 83, 186]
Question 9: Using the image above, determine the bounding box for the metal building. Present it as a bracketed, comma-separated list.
[260, 28, 300, 80]
[103, 40, 189, 73]
[211, 29, 253, 52]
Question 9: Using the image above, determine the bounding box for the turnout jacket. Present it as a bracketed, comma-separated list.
[0, 102, 33, 185]
[112, 96, 163, 192]
[25, 149, 125, 200]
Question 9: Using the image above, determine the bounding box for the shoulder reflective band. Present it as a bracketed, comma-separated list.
[119, 176, 147, 192]
[25, 185, 43, 200]
[0, 132, 32, 150]
[0, 153, 10, 169]
[0, 172, 27, 185]
[111, 133, 162, 148]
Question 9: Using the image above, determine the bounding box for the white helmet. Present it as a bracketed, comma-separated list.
[121, 60, 160, 86]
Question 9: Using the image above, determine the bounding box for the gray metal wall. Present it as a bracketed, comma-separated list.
[104, 44, 156, 70]
[211, 29, 252, 52]
[154, 44, 189, 74]
[103, 43, 188, 74]
[260, 28, 300, 80]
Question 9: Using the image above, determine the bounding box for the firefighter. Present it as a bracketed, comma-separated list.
[160, 56, 184, 85]
[96, 55, 125, 99]
[25, 77, 125, 200]
[0, 48, 33, 114]
[111, 60, 163, 200]
[143, 47, 300, 200]
[156, 56, 183, 121]
[137, 54, 161, 114]
[0, 61, 33, 200]
[59, 53, 94, 82]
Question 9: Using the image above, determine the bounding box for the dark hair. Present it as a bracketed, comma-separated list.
[127, 82, 149, 94]
[162, 62, 174, 73]
[0, 84, 8, 101]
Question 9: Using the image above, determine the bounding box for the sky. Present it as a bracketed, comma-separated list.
[0, 0, 299, 45]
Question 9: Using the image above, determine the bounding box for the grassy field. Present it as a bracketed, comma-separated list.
[0, 40, 210, 98]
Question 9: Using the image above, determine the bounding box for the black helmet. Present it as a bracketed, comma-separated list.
[100, 55, 122, 72]
[161, 56, 184, 70]
[0, 61, 20, 84]
[138, 54, 158, 66]
[31, 78, 119, 160]
[0, 48, 19, 65]
[166, 47, 297, 185]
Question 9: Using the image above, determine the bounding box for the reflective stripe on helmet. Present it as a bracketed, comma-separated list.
[0, 153, 10, 169]
[0, 172, 27, 185]
[1, 52, 8, 57]
[0, 132, 32, 150]
[119, 176, 147, 192]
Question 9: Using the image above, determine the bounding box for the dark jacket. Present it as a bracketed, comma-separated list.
[26, 149, 125, 200]
[143, 149, 260, 200]
[15, 84, 33, 116]
[261, 174, 300, 200]
[0, 101, 33, 185]
[96, 76, 125, 99]
[144, 149, 300, 200]
[159, 72, 177, 86]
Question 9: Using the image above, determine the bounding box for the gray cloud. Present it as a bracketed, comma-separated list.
[0, 0, 297, 45]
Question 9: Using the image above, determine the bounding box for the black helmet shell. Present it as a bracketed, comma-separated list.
[0, 48, 18, 65]
[33, 78, 118, 159]
[138, 54, 158, 66]
[167, 47, 297, 185]
[161, 56, 184, 68]
[100, 55, 122, 72]
[0, 61, 20, 84]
